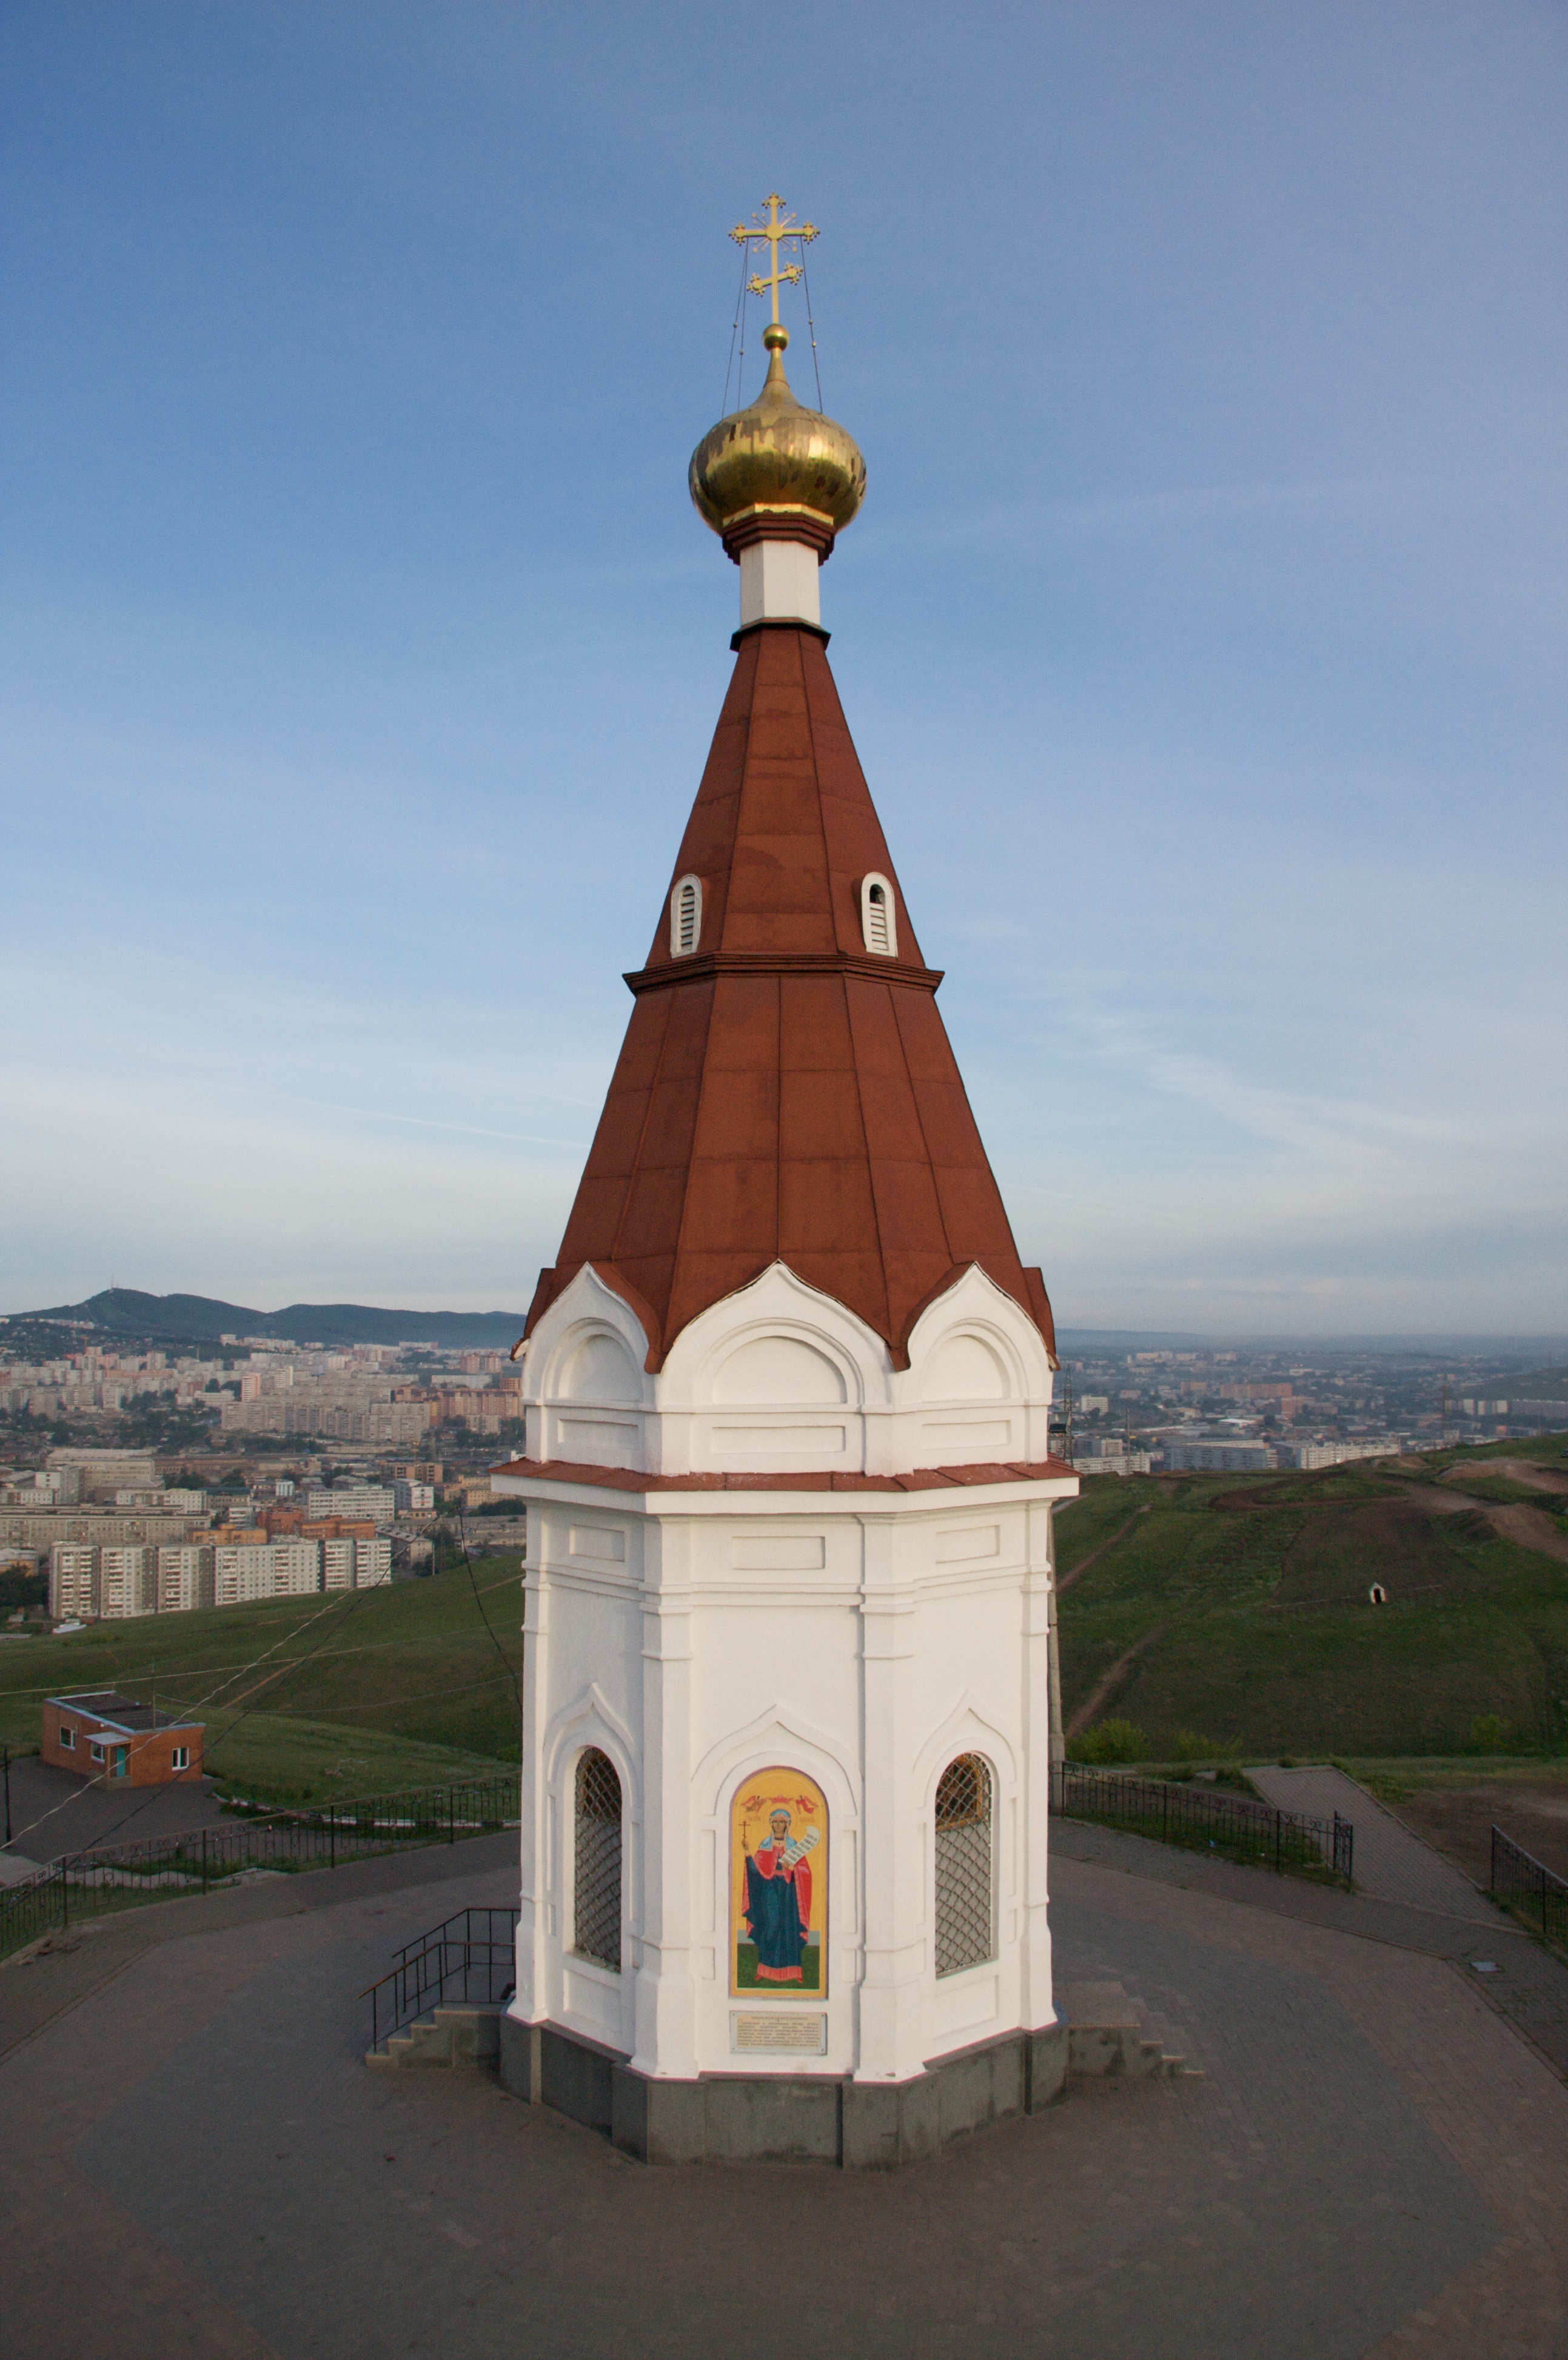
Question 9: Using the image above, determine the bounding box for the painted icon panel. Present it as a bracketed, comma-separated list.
[730, 1767, 828, 1999]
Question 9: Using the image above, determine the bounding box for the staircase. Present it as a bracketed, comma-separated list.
[366, 2003, 503, 2070]
[1058, 1981, 1201, 2080]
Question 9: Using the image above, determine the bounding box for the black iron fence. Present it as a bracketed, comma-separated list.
[1051, 1762, 1354, 1881]
[363, 1904, 520, 2053]
[1491, 1825, 1568, 1952]
[0, 1772, 518, 1962]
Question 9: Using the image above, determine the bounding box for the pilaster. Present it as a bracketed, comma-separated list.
[514, 1527, 551, 2020]
[629, 1514, 697, 2077]
[855, 1513, 925, 2083]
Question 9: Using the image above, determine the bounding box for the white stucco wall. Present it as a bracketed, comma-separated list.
[496, 1260, 1075, 2087]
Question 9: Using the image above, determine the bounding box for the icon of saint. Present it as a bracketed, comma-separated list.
[742, 1807, 819, 1985]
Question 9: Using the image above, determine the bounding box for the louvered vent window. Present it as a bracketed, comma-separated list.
[670, 874, 702, 957]
[573, 1747, 623, 1969]
[934, 1752, 994, 1977]
[860, 873, 897, 957]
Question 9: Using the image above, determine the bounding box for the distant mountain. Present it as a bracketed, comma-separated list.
[10, 1288, 527, 1350]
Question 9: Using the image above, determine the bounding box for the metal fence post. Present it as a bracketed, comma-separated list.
[449, 1789, 455, 1845]
[1274, 1810, 1282, 1873]
[59, 1859, 69, 1929]
[330, 1814, 336, 1872]
[201, 1829, 209, 1894]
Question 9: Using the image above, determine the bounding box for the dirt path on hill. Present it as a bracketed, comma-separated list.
[1055, 1504, 1153, 1595]
[1395, 1478, 1568, 1561]
[1487, 1503, 1568, 1562]
[1065, 1624, 1165, 1738]
[1441, 1456, 1568, 1497]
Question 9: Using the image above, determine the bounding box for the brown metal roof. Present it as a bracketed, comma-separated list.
[526, 622, 1056, 1373]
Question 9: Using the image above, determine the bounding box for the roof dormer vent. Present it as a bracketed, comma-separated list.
[860, 873, 897, 957]
[670, 874, 702, 958]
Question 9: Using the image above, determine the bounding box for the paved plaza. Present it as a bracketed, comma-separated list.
[2, 1817, 1567, 2357]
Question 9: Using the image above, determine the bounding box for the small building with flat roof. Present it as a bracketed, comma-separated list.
[42, 1691, 204, 1786]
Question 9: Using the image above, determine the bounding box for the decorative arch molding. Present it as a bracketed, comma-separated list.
[913, 1690, 1020, 1815]
[524, 1259, 663, 1373]
[529, 1265, 656, 1402]
[661, 1261, 891, 1412]
[692, 1700, 860, 1832]
[900, 1264, 1052, 1401]
[542, 1680, 640, 1808]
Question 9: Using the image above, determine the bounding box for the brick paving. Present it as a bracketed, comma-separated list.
[1054, 1817, 1568, 2082]
[1, 1827, 1567, 2355]
[1248, 1763, 1498, 1922]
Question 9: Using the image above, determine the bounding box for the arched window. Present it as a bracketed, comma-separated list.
[573, 1747, 622, 1969]
[670, 874, 702, 957]
[934, 1753, 994, 1977]
[859, 873, 897, 957]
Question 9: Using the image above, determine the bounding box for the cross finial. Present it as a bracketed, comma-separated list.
[729, 191, 819, 329]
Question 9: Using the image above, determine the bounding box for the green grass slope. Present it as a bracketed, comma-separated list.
[0, 1559, 523, 1802]
[1057, 1439, 1568, 1759]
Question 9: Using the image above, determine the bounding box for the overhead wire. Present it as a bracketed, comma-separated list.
[455, 1512, 523, 1716]
[2, 1524, 523, 1852]
[722, 234, 749, 416]
[0, 1569, 523, 1700]
[3, 1580, 377, 1853]
[800, 252, 825, 411]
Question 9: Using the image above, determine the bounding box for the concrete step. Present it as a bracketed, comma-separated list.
[366, 2003, 503, 2071]
[1058, 1980, 1202, 2080]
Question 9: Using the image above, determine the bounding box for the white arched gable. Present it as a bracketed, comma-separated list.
[660, 1262, 888, 1411]
[529, 1265, 652, 1407]
[902, 1264, 1051, 1406]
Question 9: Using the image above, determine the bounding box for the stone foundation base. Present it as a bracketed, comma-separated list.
[497, 2014, 1070, 2168]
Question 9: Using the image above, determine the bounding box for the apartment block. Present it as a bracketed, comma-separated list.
[1275, 1440, 1401, 1470]
[1162, 1438, 1278, 1472]
[214, 1539, 323, 1605]
[99, 1546, 159, 1619]
[304, 1487, 394, 1524]
[158, 1544, 216, 1612]
[50, 1544, 99, 1620]
[321, 1535, 392, 1591]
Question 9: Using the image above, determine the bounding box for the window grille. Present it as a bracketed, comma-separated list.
[934, 1752, 994, 1977]
[860, 873, 897, 957]
[670, 875, 702, 957]
[573, 1747, 623, 1969]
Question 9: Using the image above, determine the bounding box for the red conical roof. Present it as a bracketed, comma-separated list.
[524, 622, 1056, 1371]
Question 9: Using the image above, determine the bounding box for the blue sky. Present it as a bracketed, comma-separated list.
[3, 1, 1564, 1335]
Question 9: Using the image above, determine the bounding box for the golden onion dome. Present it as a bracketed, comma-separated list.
[689, 324, 866, 543]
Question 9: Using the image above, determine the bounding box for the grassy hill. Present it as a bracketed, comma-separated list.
[0, 1557, 523, 1803]
[1057, 1435, 1568, 1760]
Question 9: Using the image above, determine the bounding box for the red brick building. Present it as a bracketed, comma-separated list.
[42, 1691, 204, 1785]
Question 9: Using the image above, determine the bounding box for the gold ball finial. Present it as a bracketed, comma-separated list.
[689, 197, 865, 553]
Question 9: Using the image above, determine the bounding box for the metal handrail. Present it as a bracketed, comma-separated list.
[363, 1905, 520, 2053]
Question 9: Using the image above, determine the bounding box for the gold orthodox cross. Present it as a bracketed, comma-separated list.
[730, 192, 818, 325]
